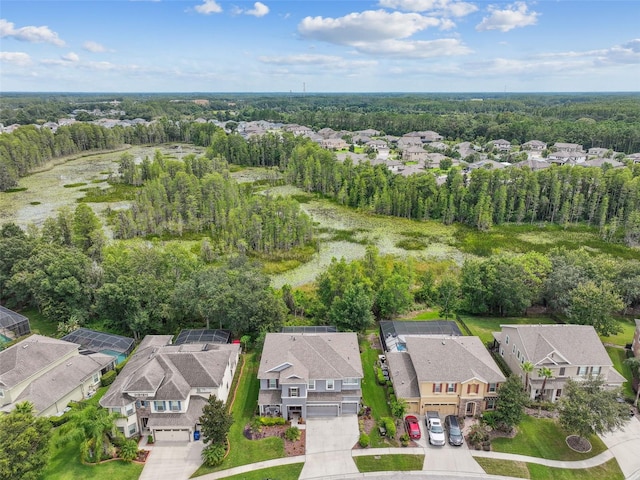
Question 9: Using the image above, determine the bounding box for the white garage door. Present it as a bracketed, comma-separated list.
[342, 402, 359, 415]
[307, 404, 339, 417]
[154, 428, 190, 442]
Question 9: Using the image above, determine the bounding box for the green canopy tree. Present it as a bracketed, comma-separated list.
[436, 274, 460, 319]
[494, 375, 528, 432]
[0, 402, 52, 480]
[558, 377, 630, 442]
[199, 396, 233, 446]
[329, 282, 374, 332]
[565, 281, 624, 336]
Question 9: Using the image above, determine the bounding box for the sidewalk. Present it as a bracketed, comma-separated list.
[471, 449, 614, 469]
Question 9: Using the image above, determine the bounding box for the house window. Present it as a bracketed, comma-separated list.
[486, 397, 497, 410]
[488, 383, 497, 393]
[559, 367, 565, 376]
[505, 335, 509, 345]
[169, 401, 181, 412]
[126, 405, 135, 416]
[500, 348, 504, 357]
[267, 379, 278, 389]
[117, 426, 125, 434]
[517, 350, 521, 360]
[111, 407, 122, 415]
[128, 423, 137, 435]
[433, 383, 442, 393]
[467, 384, 479, 394]
[343, 378, 359, 385]
[512, 345, 516, 354]
[154, 401, 166, 412]
[92, 373, 100, 384]
[326, 379, 335, 390]
[0, 390, 4, 398]
[308, 380, 316, 391]
[447, 383, 456, 393]
[591, 366, 601, 376]
[556, 389, 562, 398]
[577, 366, 588, 376]
[289, 387, 299, 398]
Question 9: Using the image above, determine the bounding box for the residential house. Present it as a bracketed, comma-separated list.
[522, 140, 547, 151]
[386, 336, 505, 417]
[633, 319, 640, 358]
[582, 158, 624, 169]
[257, 332, 363, 419]
[429, 141, 448, 151]
[366, 139, 388, 151]
[552, 142, 584, 153]
[100, 335, 240, 442]
[402, 145, 428, 163]
[493, 324, 626, 402]
[356, 128, 381, 137]
[320, 138, 349, 150]
[397, 137, 424, 151]
[424, 153, 448, 169]
[0, 334, 114, 416]
[282, 124, 315, 137]
[491, 139, 512, 152]
[404, 131, 443, 143]
[513, 158, 551, 171]
[547, 151, 587, 164]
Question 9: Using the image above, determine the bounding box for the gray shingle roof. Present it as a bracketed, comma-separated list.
[497, 324, 613, 367]
[0, 334, 79, 388]
[258, 333, 363, 382]
[403, 336, 505, 384]
[100, 335, 239, 407]
[386, 352, 420, 398]
[147, 396, 207, 429]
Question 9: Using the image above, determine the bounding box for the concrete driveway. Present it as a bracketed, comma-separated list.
[299, 416, 360, 479]
[139, 440, 204, 480]
[601, 415, 640, 479]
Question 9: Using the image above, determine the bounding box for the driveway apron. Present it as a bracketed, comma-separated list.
[299, 416, 360, 479]
[601, 415, 640, 479]
[139, 440, 204, 480]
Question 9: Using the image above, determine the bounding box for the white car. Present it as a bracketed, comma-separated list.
[426, 411, 446, 446]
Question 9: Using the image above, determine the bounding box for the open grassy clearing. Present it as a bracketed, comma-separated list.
[459, 315, 557, 344]
[21, 307, 59, 337]
[360, 337, 392, 420]
[354, 454, 424, 473]
[600, 316, 638, 347]
[491, 415, 607, 461]
[215, 462, 304, 480]
[476, 457, 624, 480]
[606, 346, 635, 399]
[192, 353, 285, 477]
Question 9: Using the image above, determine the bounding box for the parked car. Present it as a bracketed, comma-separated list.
[444, 415, 464, 446]
[405, 415, 421, 440]
[425, 411, 446, 446]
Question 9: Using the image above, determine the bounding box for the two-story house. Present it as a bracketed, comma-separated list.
[522, 140, 547, 151]
[494, 324, 625, 402]
[387, 336, 505, 417]
[258, 333, 363, 419]
[100, 335, 240, 442]
[0, 334, 113, 416]
[491, 139, 512, 152]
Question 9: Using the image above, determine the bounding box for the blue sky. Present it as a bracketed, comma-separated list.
[1, 1, 639, 92]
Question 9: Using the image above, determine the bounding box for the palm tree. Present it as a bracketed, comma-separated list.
[521, 361, 534, 394]
[537, 367, 554, 401]
[59, 404, 124, 462]
[625, 357, 640, 407]
[14, 400, 35, 415]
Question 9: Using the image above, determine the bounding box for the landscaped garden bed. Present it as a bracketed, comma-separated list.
[243, 419, 305, 457]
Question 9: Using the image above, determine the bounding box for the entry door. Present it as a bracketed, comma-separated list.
[465, 402, 476, 416]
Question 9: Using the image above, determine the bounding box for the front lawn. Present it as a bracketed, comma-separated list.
[192, 353, 285, 477]
[606, 346, 635, 399]
[477, 457, 624, 480]
[219, 462, 304, 480]
[354, 454, 424, 473]
[491, 415, 606, 461]
[459, 316, 556, 344]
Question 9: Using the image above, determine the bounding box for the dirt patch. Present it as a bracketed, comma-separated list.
[566, 435, 592, 453]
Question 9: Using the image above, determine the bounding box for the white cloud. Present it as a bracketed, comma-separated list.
[258, 53, 376, 69]
[194, 0, 223, 15]
[476, 2, 539, 32]
[83, 41, 107, 53]
[0, 19, 65, 46]
[537, 39, 640, 66]
[378, 0, 478, 17]
[0, 51, 32, 66]
[356, 38, 472, 58]
[246, 2, 269, 17]
[298, 10, 447, 46]
[62, 52, 79, 62]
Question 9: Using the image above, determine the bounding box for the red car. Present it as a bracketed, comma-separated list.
[405, 415, 421, 440]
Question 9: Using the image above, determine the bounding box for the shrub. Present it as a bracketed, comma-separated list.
[359, 433, 370, 448]
[119, 439, 139, 462]
[100, 370, 116, 387]
[285, 426, 301, 442]
[468, 424, 489, 447]
[258, 416, 286, 426]
[376, 367, 386, 385]
[202, 443, 226, 467]
[382, 417, 396, 438]
[400, 433, 410, 446]
[147, 435, 154, 444]
[50, 414, 71, 427]
[115, 358, 129, 374]
[481, 410, 499, 429]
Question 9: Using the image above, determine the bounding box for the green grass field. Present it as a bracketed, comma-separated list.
[216, 463, 304, 480]
[491, 415, 606, 461]
[20, 307, 58, 337]
[354, 454, 424, 473]
[606, 346, 635, 399]
[360, 338, 392, 420]
[600, 317, 638, 347]
[192, 354, 285, 477]
[476, 457, 624, 480]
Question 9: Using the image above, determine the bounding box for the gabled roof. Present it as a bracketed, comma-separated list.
[100, 335, 240, 407]
[0, 335, 78, 389]
[496, 324, 613, 367]
[402, 336, 505, 384]
[258, 333, 363, 382]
